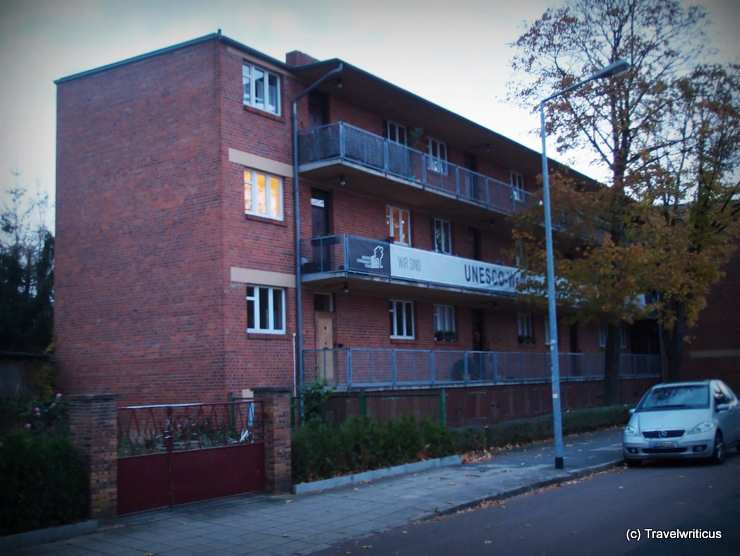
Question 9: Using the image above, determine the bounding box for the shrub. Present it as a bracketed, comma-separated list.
[451, 404, 630, 453]
[292, 415, 455, 484]
[0, 430, 89, 536]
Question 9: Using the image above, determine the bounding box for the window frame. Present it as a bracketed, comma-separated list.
[599, 323, 628, 349]
[427, 137, 448, 174]
[386, 120, 407, 145]
[434, 304, 456, 341]
[389, 299, 415, 339]
[510, 171, 525, 202]
[386, 205, 411, 245]
[432, 218, 452, 254]
[517, 312, 534, 345]
[247, 285, 286, 335]
[244, 168, 284, 221]
[242, 62, 281, 115]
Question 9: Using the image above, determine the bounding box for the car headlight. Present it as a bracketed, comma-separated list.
[686, 421, 715, 435]
[624, 425, 639, 437]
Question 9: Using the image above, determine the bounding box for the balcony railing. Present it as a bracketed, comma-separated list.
[303, 348, 661, 391]
[298, 122, 532, 215]
[301, 234, 527, 297]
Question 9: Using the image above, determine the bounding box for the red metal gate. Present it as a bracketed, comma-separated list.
[117, 401, 264, 515]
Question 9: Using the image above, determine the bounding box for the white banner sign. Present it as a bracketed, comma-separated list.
[390, 244, 523, 294]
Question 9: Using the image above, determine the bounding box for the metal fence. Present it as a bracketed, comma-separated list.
[298, 122, 532, 215]
[118, 401, 263, 456]
[303, 348, 661, 391]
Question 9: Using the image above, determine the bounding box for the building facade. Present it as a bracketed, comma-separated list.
[55, 34, 659, 409]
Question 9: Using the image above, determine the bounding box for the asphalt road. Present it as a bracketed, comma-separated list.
[314, 452, 740, 556]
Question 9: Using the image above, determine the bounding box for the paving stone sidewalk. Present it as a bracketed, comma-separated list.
[8, 428, 625, 555]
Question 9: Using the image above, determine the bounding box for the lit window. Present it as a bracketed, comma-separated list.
[247, 286, 286, 334]
[244, 169, 283, 220]
[243, 63, 281, 115]
[433, 218, 452, 254]
[434, 304, 456, 341]
[389, 299, 415, 339]
[517, 313, 534, 345]
[510, 171, 526, 202]
[386, 205, 411, 245]
[427, 137, 447, 174]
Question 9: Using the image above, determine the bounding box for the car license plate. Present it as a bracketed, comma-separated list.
[649, 441, 677, 449]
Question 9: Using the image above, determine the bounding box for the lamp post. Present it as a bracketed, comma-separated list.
[539, 60, 629, 469]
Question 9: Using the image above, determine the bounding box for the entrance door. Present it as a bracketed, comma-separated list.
[315, 312, 335, 383]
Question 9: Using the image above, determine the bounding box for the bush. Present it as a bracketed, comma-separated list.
[292, 415, 455, 484]
[451, 405, 630, 453]
[0, 430, 89, 536]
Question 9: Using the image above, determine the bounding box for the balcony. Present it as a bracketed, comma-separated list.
[298, 122, 532, 220]
[303, 348, 661, 391]
[301, 234, 527, 301]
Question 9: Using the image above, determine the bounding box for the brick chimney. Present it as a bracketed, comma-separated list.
[286, 50, 319, 66]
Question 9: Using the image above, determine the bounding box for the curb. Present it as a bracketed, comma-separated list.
[424, 458, 625, 519]
[0, 520, 98, 552]
[293, 455, 464, 494]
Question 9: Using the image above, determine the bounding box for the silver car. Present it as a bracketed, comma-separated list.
[623, 380, 740, 466]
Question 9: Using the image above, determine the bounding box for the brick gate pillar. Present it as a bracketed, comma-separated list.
[253, 387, 292, 493]
[68, 393, 120, 522]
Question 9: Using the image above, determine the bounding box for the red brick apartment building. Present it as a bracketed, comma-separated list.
[55, 33, 661, 411]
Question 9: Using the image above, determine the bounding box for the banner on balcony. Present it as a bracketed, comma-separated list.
[390, 244, 524, 294]
[347, 237, 391, 277]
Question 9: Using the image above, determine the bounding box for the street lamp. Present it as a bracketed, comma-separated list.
[539, 60, 629, 469]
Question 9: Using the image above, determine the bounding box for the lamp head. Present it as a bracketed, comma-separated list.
[593, 60, 630, 80]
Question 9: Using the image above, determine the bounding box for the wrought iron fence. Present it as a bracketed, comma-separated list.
[118, 401, 263, 456]
[303, 347, 661, 391]
[298, 122, 532, 214]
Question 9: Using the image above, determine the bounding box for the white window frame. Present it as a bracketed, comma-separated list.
[427, 137, 448, 174]
[517, 313, 534, 344]
[434, 304, 456, 341]
[433, 218, 452, 254]
[247, 286, 286, 334]
[599, 323, 628, 349]
[510, 171, 525, 202]
[389, 299, 415, 339]
[244, 169, 284, 221]
[386, 205, 411, 245]
[242, 63, 281, 115]
[386, 120, 407, 145]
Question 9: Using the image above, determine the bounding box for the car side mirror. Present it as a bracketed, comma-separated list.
[716, 403, 729, 413]
[628, 408, 635, 415]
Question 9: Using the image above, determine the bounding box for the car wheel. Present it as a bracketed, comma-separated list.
[709, 432, 725, 465]
[625, 458, 641, 468]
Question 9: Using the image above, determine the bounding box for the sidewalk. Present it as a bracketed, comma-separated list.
[9, 428, 625, 555]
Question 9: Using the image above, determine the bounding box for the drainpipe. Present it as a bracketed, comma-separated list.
[292, 63, 343, 393]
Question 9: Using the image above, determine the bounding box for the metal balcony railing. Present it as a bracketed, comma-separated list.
[303, 348, 661, 391]
[298, 122, 532, 215]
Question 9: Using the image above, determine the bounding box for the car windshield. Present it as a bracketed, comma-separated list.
[637, 385, 709, 411]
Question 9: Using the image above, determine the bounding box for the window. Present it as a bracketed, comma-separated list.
[389, 300, 415, 339]
[243, 63, 281, 115]
[386, 205, 411, 245]
[386, 120, 407, 145]
[510, 171, 525, 202]
[517, 313, 534, 344]
[515, 241, 527, 267]
[434, 304, 456, 341]
[427, 137, 447, 174]
[432, 218, 452, 254]
[247, 286, 286, 334]
[599, 323, 628, 348]
[244, 169, 283, 220]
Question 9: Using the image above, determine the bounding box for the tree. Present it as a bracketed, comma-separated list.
[631, 64, 740, 381]
[0, 184, 54, 353]
[508, 0, 737, 401]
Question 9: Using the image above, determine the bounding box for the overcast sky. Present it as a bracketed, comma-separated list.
[1, 0, 738, 232]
